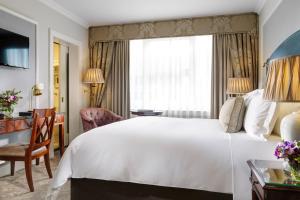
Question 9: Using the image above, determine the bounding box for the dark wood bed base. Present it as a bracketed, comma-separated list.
[71, 178, 233, 200]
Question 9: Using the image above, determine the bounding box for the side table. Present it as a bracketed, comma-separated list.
[247, 159, 300, 200]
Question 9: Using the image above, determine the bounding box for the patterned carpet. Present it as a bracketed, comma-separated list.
[0, 154, 70, 200]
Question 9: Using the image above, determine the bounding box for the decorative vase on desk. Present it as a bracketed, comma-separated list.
[288, 160, 300, 181]
[0, 89, 22, 118]
[275, 140, 300, 181]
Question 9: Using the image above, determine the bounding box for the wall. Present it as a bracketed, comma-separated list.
[0, 0, 89, 137]
[0, 9, 36, 113]
[0, 0, 89, 176]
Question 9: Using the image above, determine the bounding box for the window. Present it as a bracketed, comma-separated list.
[130, 35, 212, 118]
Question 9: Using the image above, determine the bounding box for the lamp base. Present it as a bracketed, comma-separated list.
[280, 111, 300, 141]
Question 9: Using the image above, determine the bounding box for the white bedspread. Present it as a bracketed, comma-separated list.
[230, 133, 280, 200]
[52, 117, 232, 194]
[51, 117, 281, 200]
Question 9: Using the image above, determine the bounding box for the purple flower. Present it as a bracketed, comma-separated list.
[275, 140, 300, 162]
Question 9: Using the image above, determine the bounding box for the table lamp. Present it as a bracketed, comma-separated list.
[227, 77, 252, 97]
[29, 83, 44, 111]
[264, 56, 300, 141]
[83, 68, 104, 106]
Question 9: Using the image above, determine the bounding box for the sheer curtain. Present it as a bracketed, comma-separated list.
[130, 35, 212, 118]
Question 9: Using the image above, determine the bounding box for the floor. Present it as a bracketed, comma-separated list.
[0, 153, 70, 200]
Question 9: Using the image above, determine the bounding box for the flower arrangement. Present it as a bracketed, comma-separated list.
[0, 89, 22, 118]
[275, 140, 300, 180]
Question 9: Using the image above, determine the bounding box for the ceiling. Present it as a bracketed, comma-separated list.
[39, 0, 264, 28]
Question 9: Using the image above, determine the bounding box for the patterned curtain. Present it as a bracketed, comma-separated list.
[90, 41, 130, 118]
[211, 33, 258, 118]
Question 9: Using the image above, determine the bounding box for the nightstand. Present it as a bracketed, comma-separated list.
[247, 160, 300, 200]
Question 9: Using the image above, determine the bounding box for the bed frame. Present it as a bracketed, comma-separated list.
[71, 178, 233, 200]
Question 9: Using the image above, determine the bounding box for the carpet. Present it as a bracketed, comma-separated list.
[0, 155, 70, 200]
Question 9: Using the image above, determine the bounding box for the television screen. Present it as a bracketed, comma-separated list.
[0, 27, 29, 69]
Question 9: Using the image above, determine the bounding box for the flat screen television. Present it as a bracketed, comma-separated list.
[0, 27, 29, 69]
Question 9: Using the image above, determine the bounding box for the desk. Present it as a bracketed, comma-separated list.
[247, 159, 300, 200]
[0, 113, 65, 156]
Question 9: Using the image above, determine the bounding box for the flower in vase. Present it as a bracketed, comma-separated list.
[0, 89, 22, 117]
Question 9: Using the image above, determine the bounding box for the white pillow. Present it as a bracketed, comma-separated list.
[243, 91, 278, 140]
[243, 89, 263, 106]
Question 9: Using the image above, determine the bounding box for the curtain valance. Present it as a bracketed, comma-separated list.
[89, 13, 257, 45]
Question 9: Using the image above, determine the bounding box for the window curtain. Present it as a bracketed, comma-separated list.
[211, 33, 258, 118]
[130, 36, 212, 118]
[90, 40, 130, 118]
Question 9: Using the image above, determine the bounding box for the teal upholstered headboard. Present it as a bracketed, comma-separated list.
[269, 29, 300, 60]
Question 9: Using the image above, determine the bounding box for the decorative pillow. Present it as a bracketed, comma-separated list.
[243, 91, 278, 139]
[219, 97, 246, 133]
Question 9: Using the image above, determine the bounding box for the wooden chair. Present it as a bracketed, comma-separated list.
[0, 108, 56, 192]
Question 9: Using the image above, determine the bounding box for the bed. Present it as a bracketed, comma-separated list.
[49, 116, 281, 200]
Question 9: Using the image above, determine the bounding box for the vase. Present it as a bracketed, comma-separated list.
[3, 108, 14, 119]
[286, 160, 300, 181]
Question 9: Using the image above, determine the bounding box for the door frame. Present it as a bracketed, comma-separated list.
[49, 29, 82, 107]
[48, 29, 83, 143]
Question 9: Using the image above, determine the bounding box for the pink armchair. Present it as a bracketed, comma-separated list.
[80, 108, 123, 132]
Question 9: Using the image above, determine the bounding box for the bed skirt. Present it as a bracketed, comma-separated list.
[71, 178, 233, 200]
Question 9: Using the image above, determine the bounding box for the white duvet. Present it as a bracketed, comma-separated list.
[51, 117, 281, 200]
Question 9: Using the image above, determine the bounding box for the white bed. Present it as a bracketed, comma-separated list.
[51, 117, 281, 200]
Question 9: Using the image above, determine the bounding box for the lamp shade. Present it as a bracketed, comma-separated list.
[263, 56, 300, 102]
[83, 68, 104, 84]
[227, 78, 252, 94]
[32, 83, 44, 96]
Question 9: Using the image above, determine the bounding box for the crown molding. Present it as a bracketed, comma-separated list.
[0, 4, 38, 24]
[259, 0, 283, 26]
[38, 0, 89, 28]
[255, 0, 267, 14]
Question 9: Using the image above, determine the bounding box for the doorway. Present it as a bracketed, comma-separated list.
[49, 29, 84, 144]
[53, 41, 69, 149]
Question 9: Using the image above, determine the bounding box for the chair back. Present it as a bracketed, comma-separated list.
[80, 108, 123, 132]
[27, 108, 56, 155]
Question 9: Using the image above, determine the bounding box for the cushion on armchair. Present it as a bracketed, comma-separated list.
[80, 108, 123, 132]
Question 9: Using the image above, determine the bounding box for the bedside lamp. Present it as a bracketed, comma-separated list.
[264, 56, 300, 140]
[83, 68, 104, 106]
[227, 77, 252, 97]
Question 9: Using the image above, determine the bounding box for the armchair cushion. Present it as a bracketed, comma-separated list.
[80, 108, 123, 132]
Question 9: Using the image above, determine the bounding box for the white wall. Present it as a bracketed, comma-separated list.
[258, 0, 282, 87]
[0, 0, 89, 138]
[0, 8, 36, 113]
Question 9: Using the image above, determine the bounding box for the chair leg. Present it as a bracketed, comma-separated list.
[36, 158, 40, 166]
[44, 154, 52, 178]
[10, 161, 15, 176]
[25, 159, 34, 192]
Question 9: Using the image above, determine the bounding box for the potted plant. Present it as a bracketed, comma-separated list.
[275, 140, 300, 180]
[0, 89, 22, 118]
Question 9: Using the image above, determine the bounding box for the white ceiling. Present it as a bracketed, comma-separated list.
[39, 0, 265, 28]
